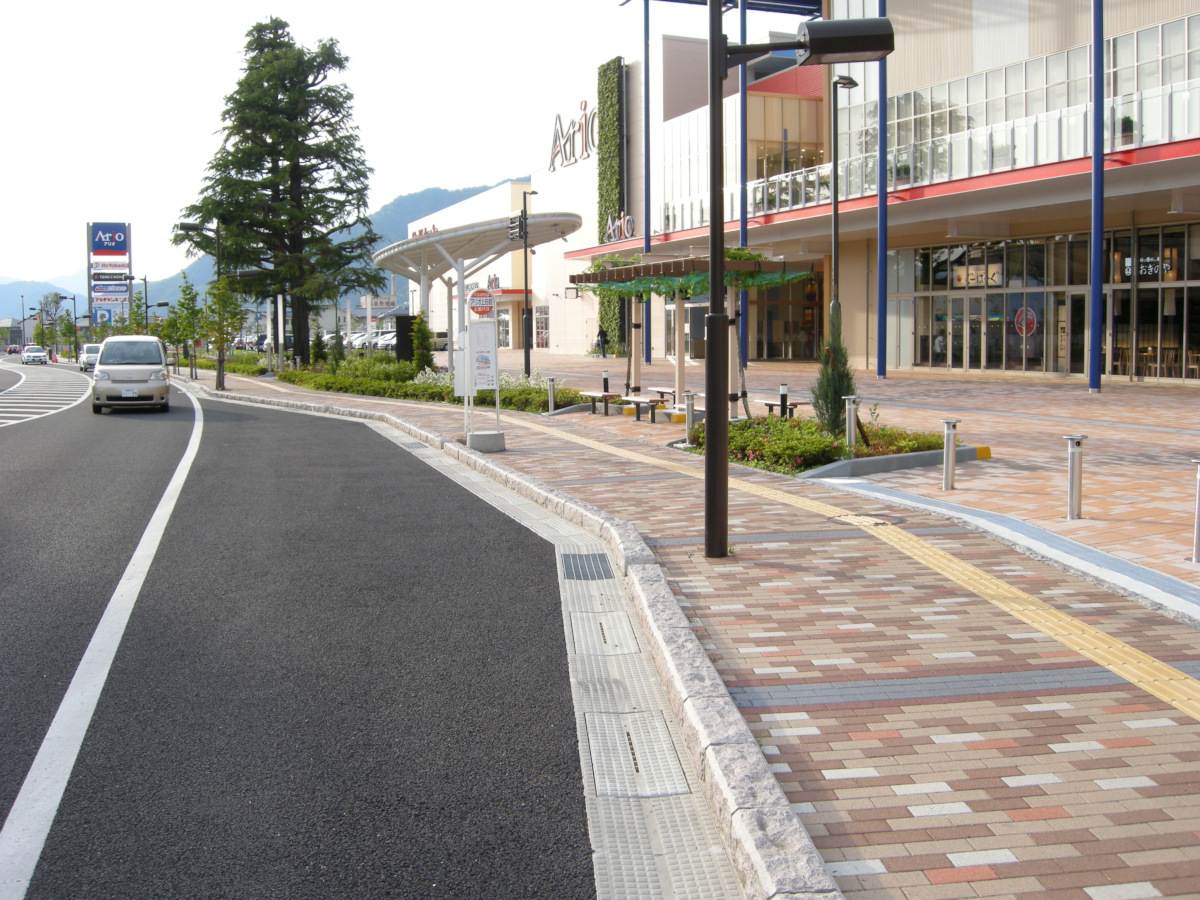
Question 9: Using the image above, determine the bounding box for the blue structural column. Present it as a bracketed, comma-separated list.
[1089, 0, 1105, 392]
[644, 0, 653, 364]
[738, 0, 749, 363]
[876, 0, 889, 378]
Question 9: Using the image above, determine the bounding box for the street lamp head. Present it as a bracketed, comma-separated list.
[796, 17, 894, 66]
[176, 222, 203, 234]
[833, 74, 859, 90]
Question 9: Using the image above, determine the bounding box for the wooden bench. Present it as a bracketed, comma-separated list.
[645, 386, 677, 405]
[580, 390, 621, 415]
[620, 395, 667, 423]
[763, 399, 805, 418]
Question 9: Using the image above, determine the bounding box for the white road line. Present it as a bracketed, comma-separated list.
[0, 390, 204, 900]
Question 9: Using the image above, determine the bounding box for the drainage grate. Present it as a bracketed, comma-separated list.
[586, 711, 690, 798]
[563, 552, 616, 581]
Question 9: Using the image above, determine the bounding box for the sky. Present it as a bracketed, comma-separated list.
[1, 0, 800, 286]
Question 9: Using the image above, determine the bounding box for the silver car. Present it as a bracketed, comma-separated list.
[91, 336, 171, 414]
[21, 345, 48, 365]
[78, 343, 101, 372]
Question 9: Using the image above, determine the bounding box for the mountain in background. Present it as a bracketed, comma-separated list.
[0, 182, 503, 321]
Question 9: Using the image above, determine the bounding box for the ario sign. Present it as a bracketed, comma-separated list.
[549, 100, 598, 172]
[91, 222, 128, 255]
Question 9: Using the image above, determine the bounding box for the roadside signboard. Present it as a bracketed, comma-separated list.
[468, 288, 495, 316]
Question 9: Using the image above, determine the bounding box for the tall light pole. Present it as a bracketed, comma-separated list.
[830, 74, 858, 315]
[702, 6, 893, 558]
[522, 189, 537, 377]
[176, 221, 222, 279]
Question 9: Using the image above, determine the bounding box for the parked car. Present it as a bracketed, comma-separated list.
[430, 331, 448, 351]
[91, 335, 170, 414]
[78, 343, 101, 372]
[372, 331, 396, 349]
[6, 344, 19, 355]
[21, 345, 48, 365]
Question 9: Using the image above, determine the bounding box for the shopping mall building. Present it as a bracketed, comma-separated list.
[376, 0, 1200, 383]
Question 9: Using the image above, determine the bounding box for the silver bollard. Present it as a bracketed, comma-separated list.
[1192, 458, 1200, 564]
[685, 392, 696, 443]
[1065, 434, 1088, 520]
[942, 419, 960, 490]
[547, 376, 556, 413]
[778, 383, 788, 418]
[844, 395, 860, 459]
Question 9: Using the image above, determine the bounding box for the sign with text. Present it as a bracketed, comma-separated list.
[90, 222, 129, 256]
[468, 288, 495, 315]
[469, 320, 497, 390]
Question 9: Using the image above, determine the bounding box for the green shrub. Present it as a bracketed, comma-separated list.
[688, 411, 943, 475]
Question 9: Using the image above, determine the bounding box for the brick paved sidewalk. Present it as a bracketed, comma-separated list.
[183, 361, 1200, 899]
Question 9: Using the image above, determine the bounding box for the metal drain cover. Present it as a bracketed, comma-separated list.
[586, 711, 690, 798]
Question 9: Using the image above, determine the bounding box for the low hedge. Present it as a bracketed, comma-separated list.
[275, 369, 585, 414]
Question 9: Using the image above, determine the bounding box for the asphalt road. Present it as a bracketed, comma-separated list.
[0, 366, 593, 899]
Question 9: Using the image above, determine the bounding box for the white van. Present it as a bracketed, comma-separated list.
[91, 335, 171, 414]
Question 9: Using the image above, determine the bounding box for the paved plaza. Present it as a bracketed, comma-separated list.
[184, 352, 1200, 899]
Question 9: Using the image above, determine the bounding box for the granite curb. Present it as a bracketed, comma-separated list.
[189, 383, 842, 900]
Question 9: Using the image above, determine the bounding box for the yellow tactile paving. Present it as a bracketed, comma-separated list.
[507, 410, 1200, 723]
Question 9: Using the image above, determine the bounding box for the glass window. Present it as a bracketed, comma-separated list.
[895, 248, 915, 292]
[1026, 58, 1045, 89]
[931, 247, 951, 288]
[896, 91, 912, 119]
[1137, 61, 1160, 90]
[914, 115, 931, 143]
[913, 87, 930, 115]
[948, 78, 967, 108]
[1187, 286, 1200, 379]
[1138, 229, 1161, 280]
[1007, 242, 1025, 287]
[1068, 46, 1090, 79]
[1164, 19, 1186, 56]
[1114, 66, 1136, 96]
[1025, 88, 1046, 115]
[986, 98, 1005, 125]
[1007, 94, 1026, 120]
[1047, 82, 1068, 111]
[1069, 237, 1089, 285]
[1112, 231, 1132, 283]
[1191, 50, 1200, 80]
[967, 102, 985, 129]
[1050, 237, 1068, 285]
[1191, 15, 1200, 50]
[1026, 241, 1046, 286]
[986, 68, 1004, 99]
[1047, 51, 1067, 85]
[1163, 54, 1186, 85]
[1069, 80, 1090, 107]
[1137, 25, 1160, 62]
[1114, 33, 1135, 69]
[967, 73, 986, 103]
[1163, 227, 1185, 282]
[931, 82, 948, 111]
[1190, 224, 1200, 280]
[1005, 63, 1025, 94]
[916, 249, 932, 290]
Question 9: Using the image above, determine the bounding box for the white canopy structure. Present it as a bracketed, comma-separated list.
[372, 212, 582, 369]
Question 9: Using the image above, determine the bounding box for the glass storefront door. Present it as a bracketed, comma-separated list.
[967, 296, 982, 369]
[949, 296, 965, 368]
[1069, 291, 1087, 375]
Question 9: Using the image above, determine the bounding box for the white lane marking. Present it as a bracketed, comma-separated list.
[0, 389, 204, 899]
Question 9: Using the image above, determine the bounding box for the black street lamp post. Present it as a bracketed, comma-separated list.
[522, 189, 537, 377]
[830, 74, 858, 315]
[702, 4, 893, 558]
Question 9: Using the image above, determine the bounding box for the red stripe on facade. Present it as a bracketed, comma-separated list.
[750, 66, 823, 98]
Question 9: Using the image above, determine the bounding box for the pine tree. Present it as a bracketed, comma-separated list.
[410, 313, 434, 373]
[175, 18, 384, 365]
[810, 299, 857, 437]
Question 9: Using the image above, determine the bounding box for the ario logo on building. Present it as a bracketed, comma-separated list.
[549, 100, 598, 172]
[602, 211, 636, 244]
[91, 222, 129, 255]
